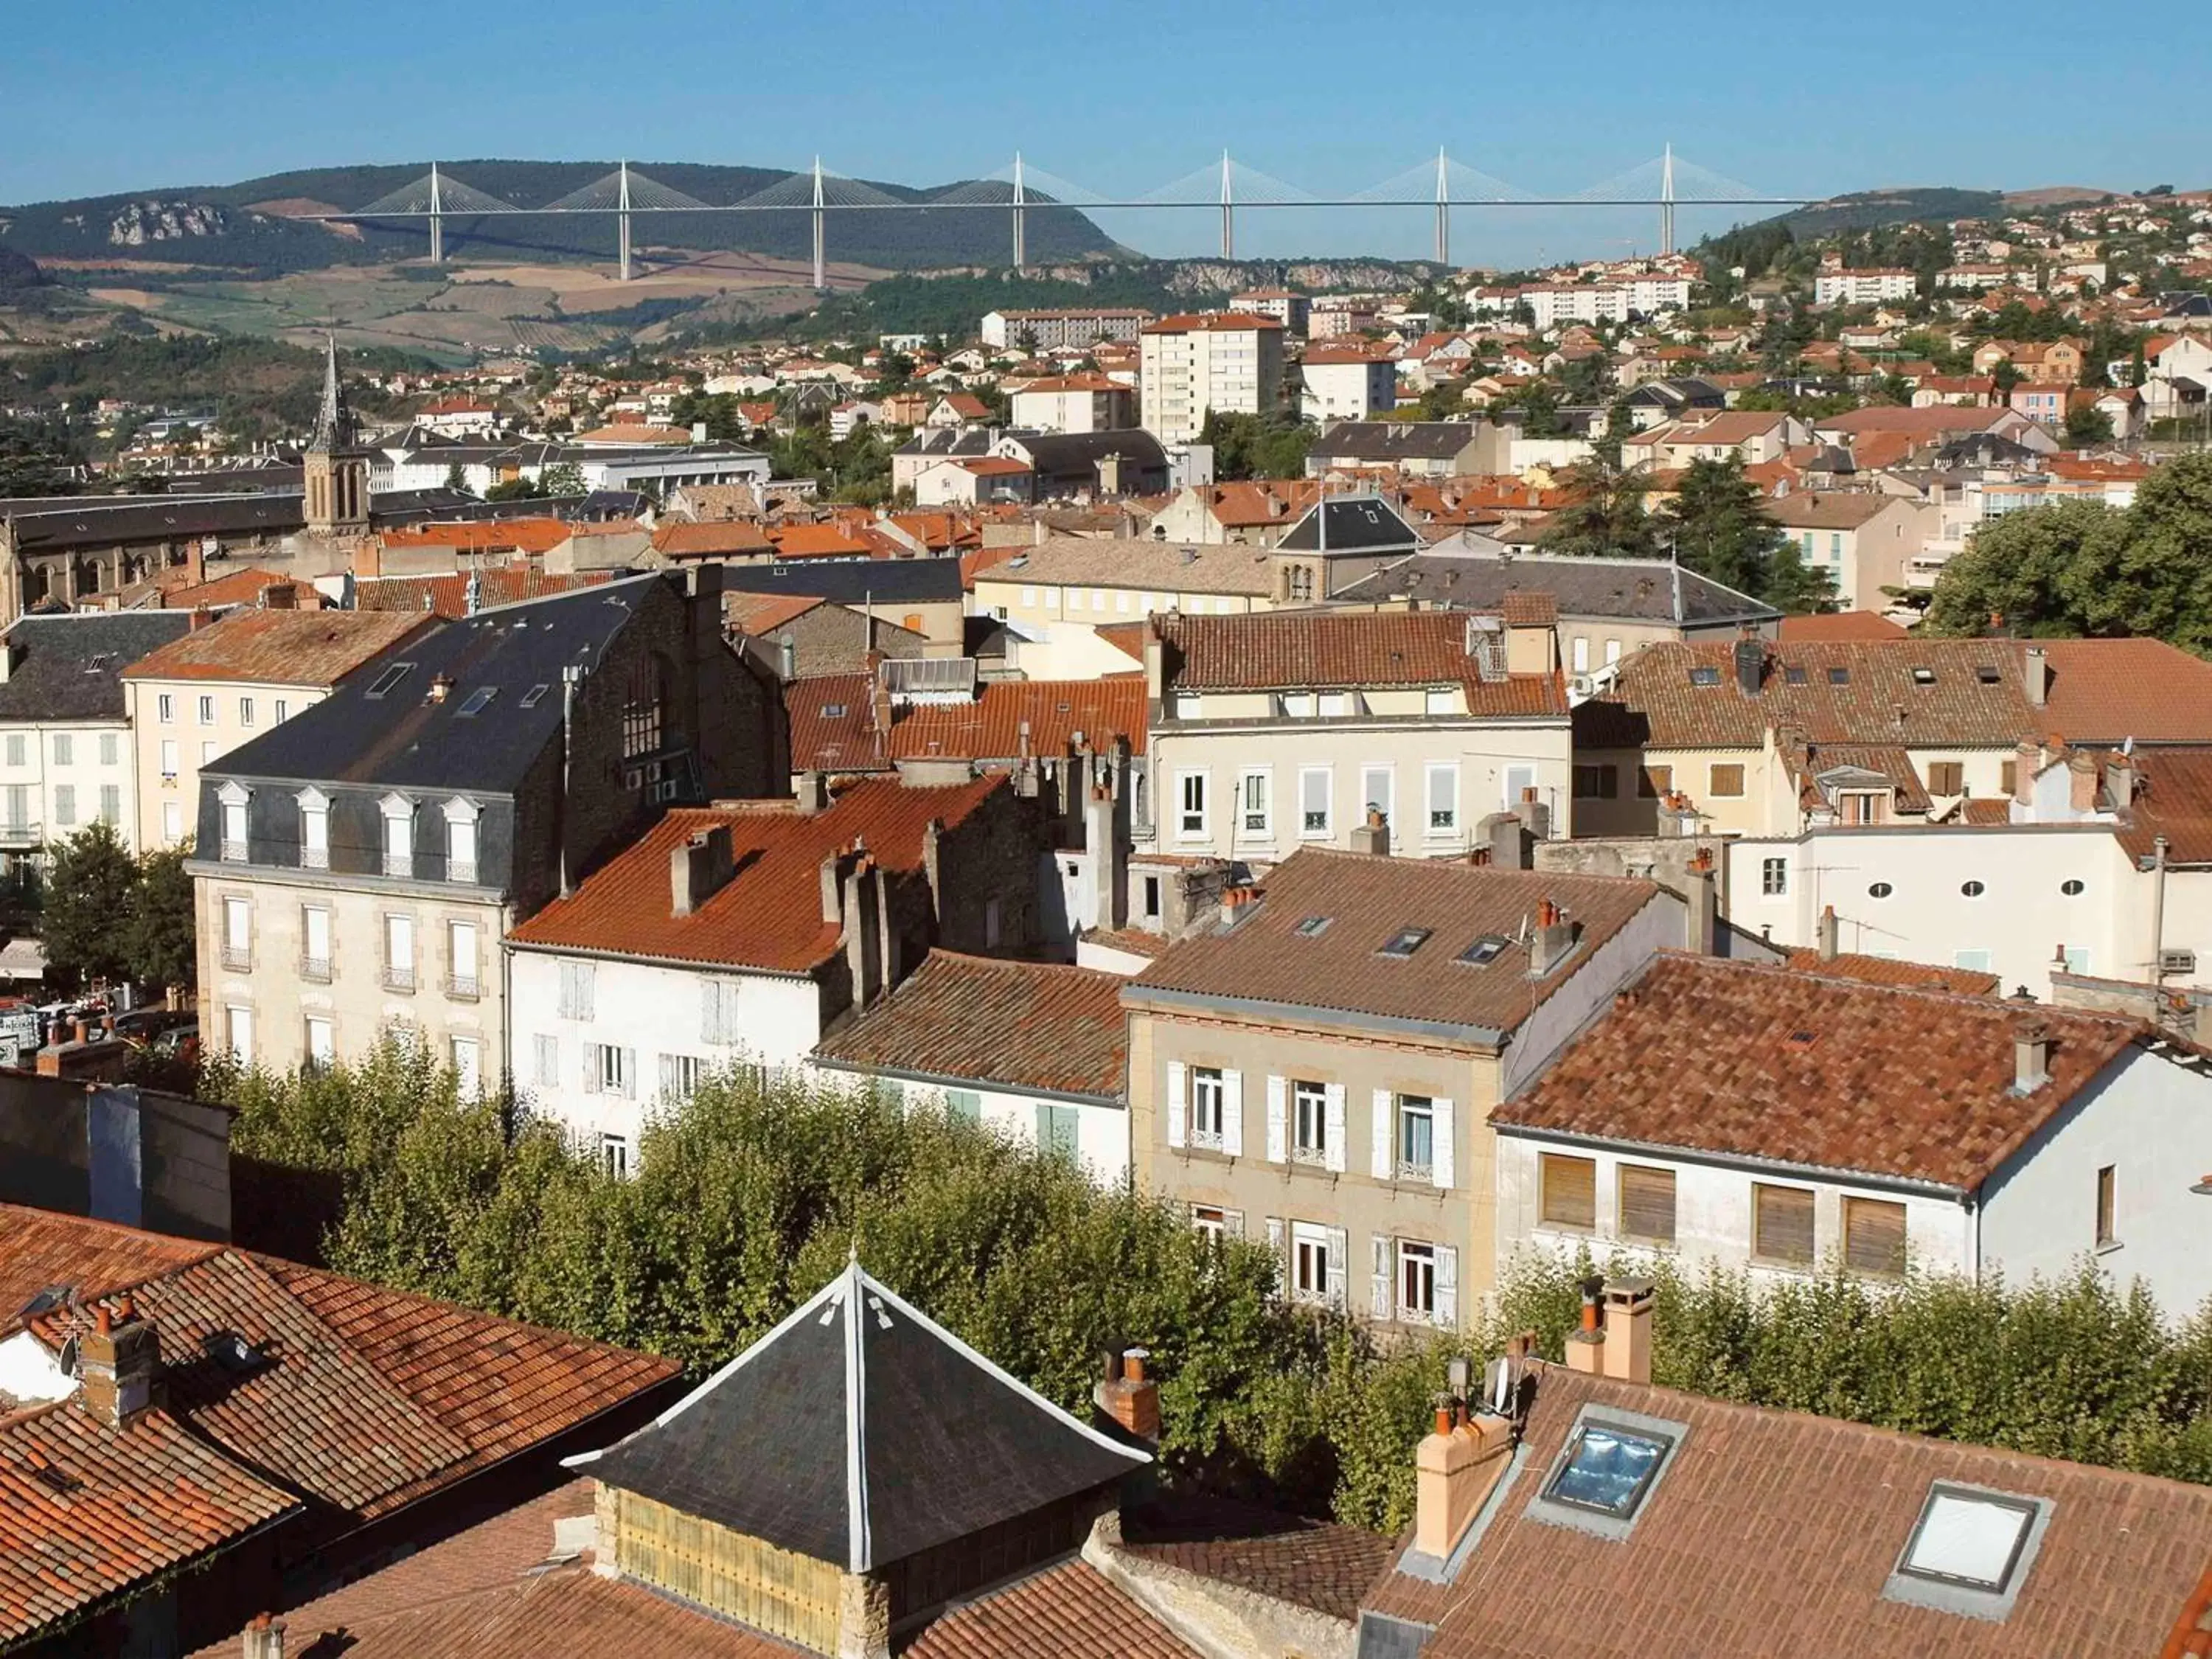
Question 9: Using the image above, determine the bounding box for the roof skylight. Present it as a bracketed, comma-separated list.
[456, 687, 498, 717]
[1378, 926, 1432, 959]
[1828, 667, 1850, 684]
[1911, 666, 1936, 685]
[519, 684, 550, 709]
[1784, 665, 1807, 685]
[364, 662, 415, 700]
[1976, 664, 2001, 684]
[1543, 1421, 1674, 1519]
[1689, 666, 1721, 686]
[1294, 914, 1333, 937]
[1898, 1485, 2037, 1591]
[1458, 936, 1509, 966]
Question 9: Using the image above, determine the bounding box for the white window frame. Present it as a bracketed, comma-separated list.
[1761, 856, 1790, 898]
[1189, 1065, 1226, 1148]
[1425, 762, 1459, 836]
[447, 920, 479, 999]
[380, 793, 414, 878]
[1238, 767, 1271, 839]
[1399, 1239, 1438, 1322]
[1360, 764, 1394, 829]
[1176, 769, 1209, 840]
[157, 693, 175, 724]
[196, 695, 215, 726]
[443, 796, 481, 884]
[297, 787, 329, 870]
[383, 913, 416, 990]
[305, 1016, 335, 1071]
[301, 904, 332, 979]
[1503, 763, 1538, 813]
[1298, 765, 1331, 838]
[217, 780, 249, 863]
[159, 738, 179, 782]
[585, 1042, 636, 1099]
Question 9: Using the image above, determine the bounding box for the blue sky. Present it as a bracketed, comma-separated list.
[7, 0, 2207, 266]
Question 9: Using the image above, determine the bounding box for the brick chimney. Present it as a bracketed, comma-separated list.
[669, 824, 734, 917]
[2067, 751, 2098, 812]
[1093, 1347, 1160, 1444]
[242, 1613, 286, 1659]
[1349, 807, 1391, 857]
[1817, 903, 1840, 961]
[1528, 897, 1575, 976]
[1218, 883, 1261, 928]
[1685, 847, 1717, 955]
[1565, 1276, 1654, 1386]
[79, 1296, 161, 1429]
[1413, 1394, 1514, 1561]
[2013, 739, 2039, 806]
[2014, 1021, 2051, 1093]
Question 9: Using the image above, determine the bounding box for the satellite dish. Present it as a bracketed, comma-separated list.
[56, 1336, 78, 1380]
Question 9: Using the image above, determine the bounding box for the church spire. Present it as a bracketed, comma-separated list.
[310, 332, 355, 453]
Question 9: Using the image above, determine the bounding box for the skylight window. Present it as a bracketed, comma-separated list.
[1897, 1486, 2037, 1592]
[1688, 666, 1721, 686]
[456, 687, 498, 717]
[1543, 1421, 1674, 1519]
[1911, 666, 1936, 685]
[1293, 914, 1333, 937]
[365, 662, 416, 700]
[1378, 926, 1432, 959]
[1458, 935, 1509, 966]
[821, 702, 849, 719]
[1784, 665, 1807, 685]
[1976, 664, 2001, 684]
[1828, 667, 1850, 684]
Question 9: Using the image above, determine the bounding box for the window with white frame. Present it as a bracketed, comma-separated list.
[159, 739, 178, 782]
[1397, 1094, 1436, 1178]
[383, 914, 415, 990]
[218, 782, 248, 861]
[659, 1052, 706, 1103]
[98, 733, 116, 767]
[53, 785, 74, 828]
[1426, 762, 1458, 834]
[1239, 768, 1270, 837]
[451, 1036, 482, 1098]
[226, 1004, 254, 1066]
[1290, 1221, 1340, 1307]
[298, 789, 328, 869]
[700, 978, 742, 1044]
[600, 1134, 631, 1178]
[1192, 1204, 1241, 1246]
[1761, 857, 1789, 897]
[197, 695, 215, 726]
[585, 1042, 636, 1098]
[1503, 764, 1537, 812]
[301, 905, 331, 980]
[1299, 766, 1330, 836]
[221, 896, 251, 970]
[1292, 1079, 1328, 1164]
[380, 796, 414, 877]
[1399, 1239, 1438, 1322]
[1425, 686, 1458, 715]
[444, 798, 479, 883]
[532, 1033, 560, 1087]
[238, 696, 255, 728]
[99, 785, 118, 827]
[1177, 771, 1208, 838]
[1361, 764, 1394, 828]
[447, 921, 479, 998]
[157, 693, 174, 724]
[305, 1017, 334, 1071]
[274, 699, 288, 723]
[161, 801, 182, 843]
[557, 960, 596, 1020]
[1190, 1065, 1226, 1147]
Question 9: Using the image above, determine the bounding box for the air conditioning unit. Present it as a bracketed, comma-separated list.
[650, 779, 682, 804]
[2159, 949, 2197, 976]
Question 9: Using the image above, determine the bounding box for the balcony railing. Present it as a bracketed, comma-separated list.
[220, 839, 247, 863]
[0, 821, 41, 850]
[219, 946, 251, 972]
[300, 954, 332, 983]
[301, 846, 328, 871]
[381, 964, 416, 992]
[445, 973, 481, 1001]
[383, 854, 412, 879]
[448, 860, 477, 885]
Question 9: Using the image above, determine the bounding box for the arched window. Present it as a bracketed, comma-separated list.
[621, 653, 671, 759]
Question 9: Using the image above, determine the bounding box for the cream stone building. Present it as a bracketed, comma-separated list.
[123, 605, 432, 851]
[1138, 313, 1287, 446]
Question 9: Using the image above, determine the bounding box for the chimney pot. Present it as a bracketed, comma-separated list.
[1818, 904, 1839, 961]
[2014, 1022, 2052, 1093]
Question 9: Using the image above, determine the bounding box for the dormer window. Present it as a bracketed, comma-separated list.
[216, 781, 249, 863]
[443, 797, 481, 884]
[296, 787, 329, 871]
[380, 794, 414, 878]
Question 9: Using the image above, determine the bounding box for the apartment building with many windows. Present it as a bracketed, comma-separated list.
[122, 605, 433, 851]
[1138, 313, 1286, 446]
[192, 571, 782, 1082]
[1124, 850, 1694, 1330]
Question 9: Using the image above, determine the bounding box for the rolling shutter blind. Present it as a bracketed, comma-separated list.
[1430, 1099, 1454, 1189]
[1843, 1197, 1907, 1276]
[1754, 1184, 1816, 1265]
[1265, 1076, 1287, 1164]
[1618, 1164, 1677, 1245]
[1540, 1153, 1597, 1228]
[1166, 1061, 1187, 1149]
[1371, 1090, 1394, 1179]
[1324, 1085, 1347, 1174]
[1220, 1070, 1244, 1158]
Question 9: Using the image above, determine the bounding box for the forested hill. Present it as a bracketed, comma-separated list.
[0, 160, 1125, 274]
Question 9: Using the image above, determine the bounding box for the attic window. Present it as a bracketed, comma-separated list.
[84, 654, 114, 673]
[1784, 665, 1807, 685]
[821, 702, 849, 719]
[1543, 1419, 1675, 1520]
[1458, 936, 1509, 967]
[1293, 914, 1333, 937]
[1828, 667, 1850, 684]
[1911, 666, 1936, 685]
[201, 1330, 268, 1373]
[1888, 1484, 2049, 1614]
[365, 662, 416, 700]
[1378, 926, 1432, 959]
[1688, 666, 1721, 686]
[456, 687, 497, 717]
[519, 683, 550, 709]
[1976, 664, 2001, 684]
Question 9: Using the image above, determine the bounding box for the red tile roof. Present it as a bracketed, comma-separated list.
[813, 953, 1127, 1099]
[1153, 610, 1566, 714]
[650, 520, 774, 559]
[1127, 850, 1663, 1037]
[725, 593, 825, 636]
[908, 1557, 1200, 1659]
[783, 672, 882, 772]
[2035, 639, 2212, 745]
[766, 523, 877, 558]
[507, 777, 1008, 973]
[0, 1206, 214, 1319]
[888, 677, 1148, 763]
[1776, 610, 1909, 642]
[1366, 1363, 2212, 1659]
[2118, 745, 2212, 866]
[1141, 313, 1284, 333]
[119, 608, 432, 686]
[352, 568, 613, 620]
[378, 518, 573, 557]
[1114, 1492, 1394, 1623]
[1781, 948, 2000, 995]
[159, 567, 313, 611]
[1492, 953, 2149, 1189]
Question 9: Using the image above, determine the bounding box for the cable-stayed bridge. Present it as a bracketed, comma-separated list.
[289, 149, 1815, 288]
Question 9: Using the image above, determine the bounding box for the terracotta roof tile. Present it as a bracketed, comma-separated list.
[1127, 850, 1663, 1035]
[783, 672, 881, 772]
[159, 567, 313, 611]
[1776, 611, 1909, 642]
[1154, 610, 1566, 714]
[507, 777, 1009, 973]
[814, 953, 1127, 1099]
[725, 593, 826, 636]
[120, 609, 432, 687]
[378, 518, 572, 556]
[1493, 953, 2148, 1189]
[908, 1556, 1200, 1659]
[767, 524, 877, 558]
[1369, 1365, 2212, 1659]
[889, 678, 1147, 763]
[2036, 639, 2212, 745]
[2121, 746, 2212, 865]
[0, 1207, 215, 1321]
[352, 568, 613, 620]
[1115, 1492, 1392, 1622]
[650, 520, 774, 558]
[1781, 949, 2000, 995]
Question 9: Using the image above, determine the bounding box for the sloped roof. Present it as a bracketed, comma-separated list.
[121, 608, 430, 687]
[574, 1261, 1144, 1572]
[979, 538, 1279, 597]
[507, 777, 1006, 973]
[1492, 953, 2149, 1189]
[2034, 638, 2212, 745]
[813, 952, 1127, 1100]
[650, 520, 774, 558]
[1334, 550, 1775, 627]
[1776, 610, 1909, 642]
[1275, 494, 1422, 553]
[1311, 422, 1484, 462]
[1780, 949, 2000, 995]
[0, 611, 191, 723]
[352, 568, 615, 619]
[1364, 1364, 2212, 1659]
[2119, 745, 2212, 865]
[1152, 609, 1565, 714]
[1126, 850, 1664, 1037]
[888, 678, 1148, 763]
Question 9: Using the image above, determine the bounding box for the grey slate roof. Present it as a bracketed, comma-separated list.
[571, 1261, 1144, 1572]
[1335, 548, 1778, 628]
[208, 574, 664, 793]
[1310, 421, 1482, 462]
[1276, 494, 1422, 554]
[719, 558, 964, 605]
[0, 493, 305, 552]
[1003, 428, 1169, 476]
[0, 611, 192, 723]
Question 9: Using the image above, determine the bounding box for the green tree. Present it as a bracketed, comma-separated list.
[538, 462, 588, 497]
[484, 477, 549, 502]
[2063, 403, 2115, 447]
[1539, 457, 1659, 559]
[1656, 456, 1832, 611]
[442, 462, 473, 495]
[40, 823, 139, 990]
[126, 845, 198, 995]
[1198, 411, 1315, 481]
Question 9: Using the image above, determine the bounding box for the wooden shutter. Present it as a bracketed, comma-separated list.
[1324, 1085, 1347, 1174]
[1540, 1153, 1596, 1228]
[1710, 763, 1745, 798]
[1222, 1208, 1244, 1238]
[1324, 1227, 1348, 1310]
[1371, 1090, 1394, 1180]
[1221, 1070, 1244, 1158]
[1430, 1099, 1455, 1190]
[1265, 1217, 1284, 1280]
[1371, 1235, 1393, 1321]
[1754, 1184, 1816, 1265]
[700, 980, 723, 1045]
[1435, 1245, 1458, 1328]
[1639, 764, 1672, 799]
[1166, 1060, 1187, 1149]
[1618, 1164, 1677, 1245]
[582, 1045, 601, 1095]
[1843, 1197, 1907, 1277]
[1265, 1075, 1287, 1164]
[621, 1048, 638, 1100]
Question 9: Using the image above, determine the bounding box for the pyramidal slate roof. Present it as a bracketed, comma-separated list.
[570, 1259, 1147, 1572]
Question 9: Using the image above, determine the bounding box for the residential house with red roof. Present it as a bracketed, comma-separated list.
[1007, 373, 1138, 434]
[503, 776, 1044, 1169]
[1491, 952, 2212, 1315]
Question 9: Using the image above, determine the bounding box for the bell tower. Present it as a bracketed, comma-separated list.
[303, 334, 370, 540]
